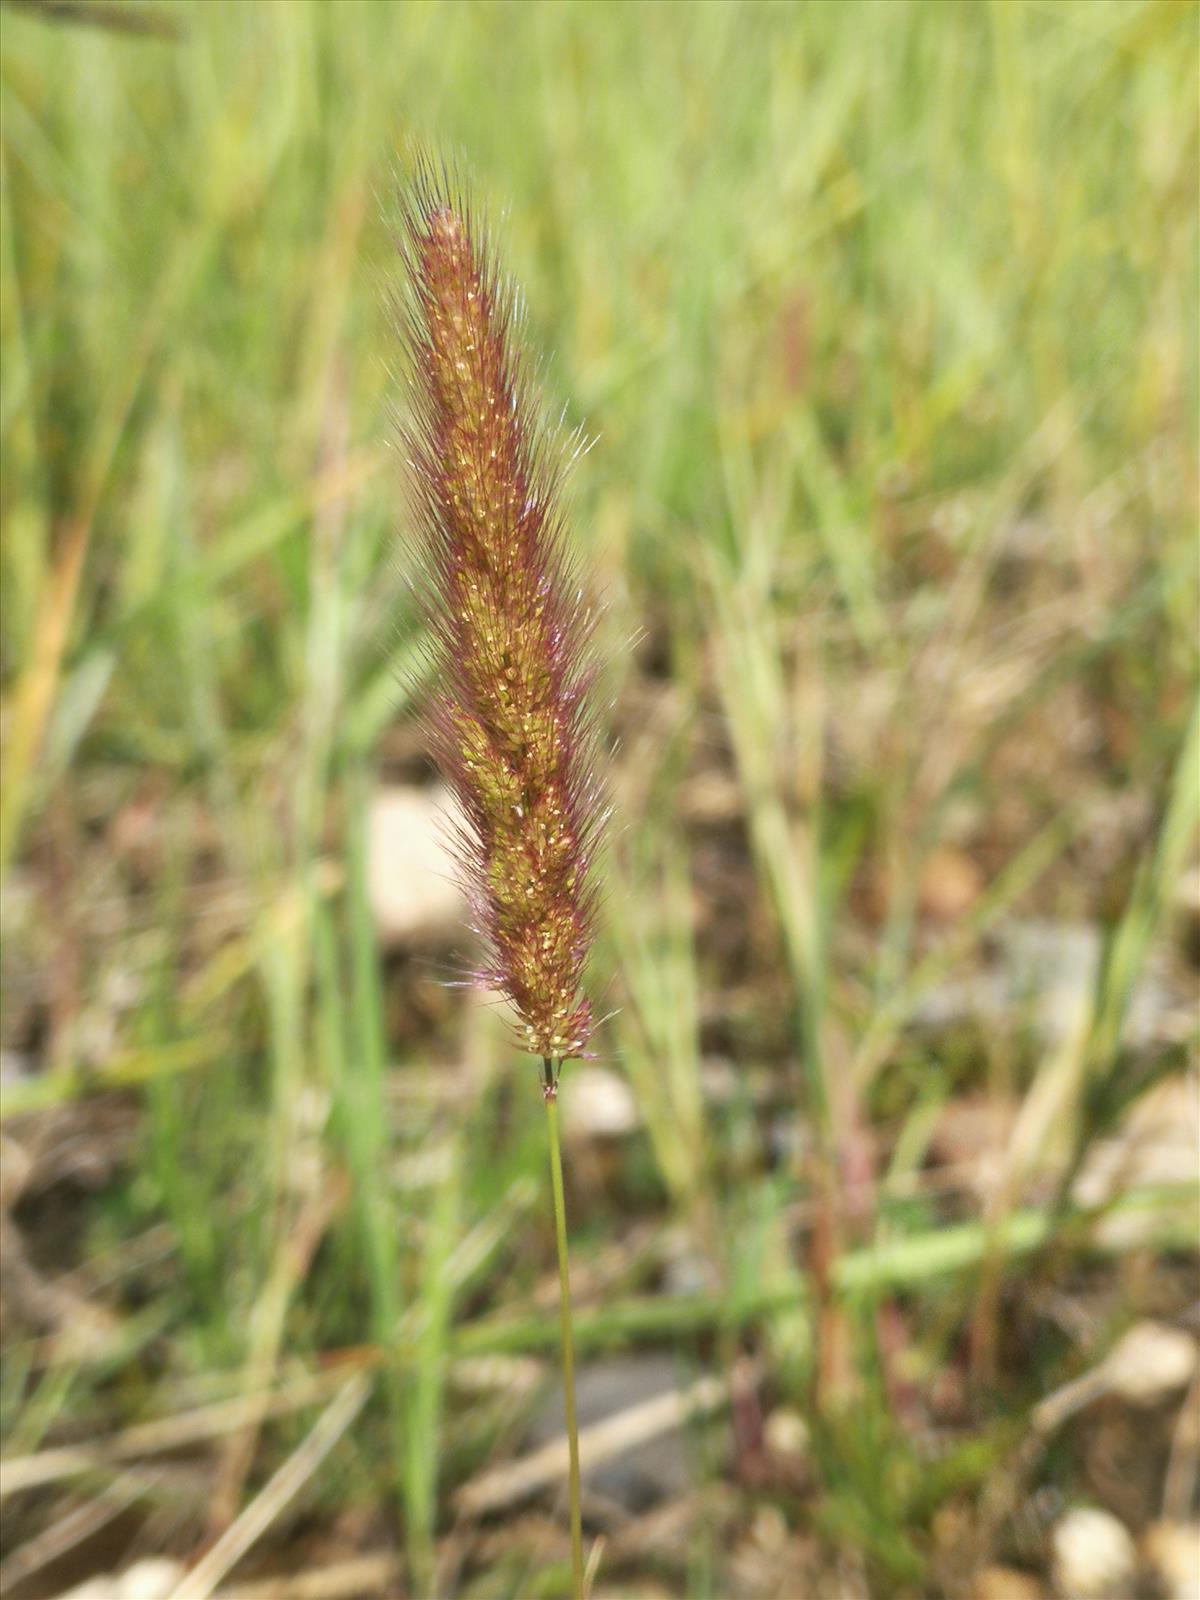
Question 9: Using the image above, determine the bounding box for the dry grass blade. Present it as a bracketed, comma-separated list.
[206, 1179, 345, 1535]
[0, 1369, 355, 1497]
[212, 1554, 402, 1600]
[169, 1373, 371, 1600]
[0, 517, 91, 877]
[453, 1368, 746, 1519]
[0, 1468, 158, 1590]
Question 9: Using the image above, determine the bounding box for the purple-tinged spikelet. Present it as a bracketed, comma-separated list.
[394, 161, 604, 1066]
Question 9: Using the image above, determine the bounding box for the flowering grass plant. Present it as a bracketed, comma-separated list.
[394, 157, 602, 1597]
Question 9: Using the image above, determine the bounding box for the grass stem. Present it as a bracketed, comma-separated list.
[544, 1060, 585, 1600]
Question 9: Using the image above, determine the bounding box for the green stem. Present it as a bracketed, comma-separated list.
[543, 1059, 584, 1600]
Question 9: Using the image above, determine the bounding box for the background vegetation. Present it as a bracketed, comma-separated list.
[1, 2, 1197, 1597]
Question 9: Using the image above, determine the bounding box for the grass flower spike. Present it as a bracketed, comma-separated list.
[394, 157, 602, 1599]
[395, 162, 603, 1072]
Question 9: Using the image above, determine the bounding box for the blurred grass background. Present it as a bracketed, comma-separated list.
[1, 2, 1197, 1597]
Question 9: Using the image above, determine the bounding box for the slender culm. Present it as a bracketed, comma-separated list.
[393, 158, 598, 1598]
[394, 161, 603, 1069]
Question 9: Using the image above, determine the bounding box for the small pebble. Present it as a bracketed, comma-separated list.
[971, 1566, 1047, 1600]
[524, 1356, 710, 1510]
[56, 1560, 184, 1600]
[1142, 1522, 1200, 1600]
[1103, 1321, 1197, 1407]
[367, 785, 464, 945]
[1052, 1506, 1137, 1600]
[563, 1064, 639, 1138]
[119, 1562, 186, 1600]
[763, 1406, 809, 1459]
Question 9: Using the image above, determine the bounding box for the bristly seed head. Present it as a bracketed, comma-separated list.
[392, 156, 605, 1063]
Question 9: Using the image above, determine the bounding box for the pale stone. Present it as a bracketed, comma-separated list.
[1142, 1522, 1200, 1600]
[55, 1562, 183, 1600]
[118, 1560, 185, 1599]
[764, 1406, 809, 1459]
[1052, 1507, 1137, 1599]
[1103, 1322, 1196, 1406]
[971, 1566, 1047, 1600]
[564, 1064, 639, 1138]
[366, 785, 465, 945]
